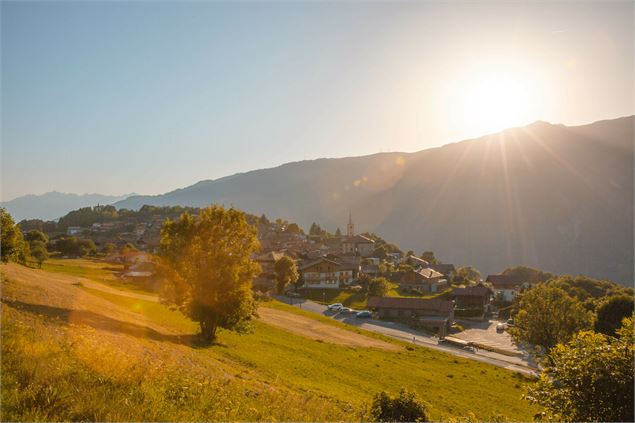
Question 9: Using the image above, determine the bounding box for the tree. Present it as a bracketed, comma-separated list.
[502, 265, 553, 285]
[370, 389, 428, 422]
[1, 208, 28, 263]
[30, 242, 49, 268]
[420, 251, 438, 264]
[373, 244, 387, 259]
[274, 256, 299, 294]
[286, 223, 302, 234]
[102, 242, 117, 254]
[595, 295, 635, 336]
[158, 206, 260, 342]
[335, 227, 342, 237]
[368, 277, 391, 297]
[525, 317, 634, 422]
[454, 266, 481, 283]
[510, 285, 593, 350]
[25, 230, 48, 244]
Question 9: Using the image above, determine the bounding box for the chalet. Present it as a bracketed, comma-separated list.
[426, 263, 456, 278]
[367, 296, 454, 334]
[486, 274, 526, 302]
[299, 257, 353, 289]
[451, 285, 493, 316]
[400, 268, 448, 294]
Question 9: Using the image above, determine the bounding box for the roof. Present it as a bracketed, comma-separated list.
[451, 285, 492, 297]
[255, 251, 285, 262]
[299, 257, 342, 271]
[367, 296, 454, 313]
[426, 263, 456, 275]
[342, 235, 375, 244]
[416, 268, 444, 279]
[486, 274, 523, 288]
[406, 256, 429, 266]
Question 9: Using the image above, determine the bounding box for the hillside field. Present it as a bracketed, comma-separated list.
[1, 260, 538, 421]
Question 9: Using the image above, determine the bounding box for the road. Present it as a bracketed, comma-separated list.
[278, 295, 538, 376]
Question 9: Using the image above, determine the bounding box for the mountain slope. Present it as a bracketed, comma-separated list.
[115, 116, 634, 284]
[1, 192, 133, 221]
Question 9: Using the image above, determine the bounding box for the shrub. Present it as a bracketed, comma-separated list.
[370, 388, 428, 422]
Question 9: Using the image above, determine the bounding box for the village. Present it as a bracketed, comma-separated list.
[24, 206, 531, 356]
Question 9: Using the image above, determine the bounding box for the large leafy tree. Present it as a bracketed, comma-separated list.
[595, 295, 634, 336]
[525, 317, 634, 422]
[159, 206, 260, 341]
[1, 208, 28, 263]
[510, 285, 593, 350]
[274, 256, 299, 294]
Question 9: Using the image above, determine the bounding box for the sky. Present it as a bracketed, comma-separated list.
[2, 1, 633, 201]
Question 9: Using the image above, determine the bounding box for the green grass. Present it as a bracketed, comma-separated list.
[299, 283, 452, 309]
[83, 289, 538, 421]
[41, 258, 154, 294]
[298, 288, 369, 309]
[2, 260, 538, 421]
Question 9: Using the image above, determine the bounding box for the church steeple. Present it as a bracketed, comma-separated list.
[346, 211, 354, 237]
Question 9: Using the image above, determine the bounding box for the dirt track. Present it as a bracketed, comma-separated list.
[258, 307, 398, 350]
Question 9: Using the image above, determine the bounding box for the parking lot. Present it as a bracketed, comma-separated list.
[451, 319, 523, 355]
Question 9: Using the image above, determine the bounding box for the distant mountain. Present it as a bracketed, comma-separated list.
[1, 192, 134, 222]
[118, 116, 633, 284]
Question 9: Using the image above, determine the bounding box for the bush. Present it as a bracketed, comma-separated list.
[370, 388, 428, 422]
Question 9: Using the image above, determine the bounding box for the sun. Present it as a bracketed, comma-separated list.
[455, 66, 541, 134]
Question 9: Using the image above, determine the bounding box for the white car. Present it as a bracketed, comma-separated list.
[340, 307, 354, 314]
[327, 303, 343, 311]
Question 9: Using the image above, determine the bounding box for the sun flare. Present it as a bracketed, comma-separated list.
[452, 65, 542, 134]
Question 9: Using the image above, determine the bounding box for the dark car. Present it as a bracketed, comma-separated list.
[356, 310, 372, 318]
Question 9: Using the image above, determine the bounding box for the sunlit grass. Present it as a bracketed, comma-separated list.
[86, 290, 537, 421]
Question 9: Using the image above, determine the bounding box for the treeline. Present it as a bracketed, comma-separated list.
[31, 204, 200, 231]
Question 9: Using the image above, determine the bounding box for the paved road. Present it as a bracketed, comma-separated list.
[277, 296, 538, 376]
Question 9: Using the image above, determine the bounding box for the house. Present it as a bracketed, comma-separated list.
[367, 296, 454, 335]
[451, 285, 493, 316]
[404, 255, 429, 269]
[486, 274, 526, 302]
[341, 235, 375, 257]
[299, 257, 353, 289]
[426, 263, 456, 278]
[66, 226, 82, 236]
[254, 251, 286, 275]
[400, 268, 448, 294]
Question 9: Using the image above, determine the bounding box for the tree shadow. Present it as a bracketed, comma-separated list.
[2, 298, 214, 347]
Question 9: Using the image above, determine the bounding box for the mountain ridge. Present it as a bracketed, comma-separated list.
[1, 192, 135, 222]
[114, 116, 633, 284]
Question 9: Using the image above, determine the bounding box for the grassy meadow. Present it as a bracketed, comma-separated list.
[1, 260, 539, 421]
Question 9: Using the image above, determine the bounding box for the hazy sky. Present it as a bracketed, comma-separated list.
[2, 1, 633, 201]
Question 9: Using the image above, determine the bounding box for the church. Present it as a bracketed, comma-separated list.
[341, 212, 375, 257]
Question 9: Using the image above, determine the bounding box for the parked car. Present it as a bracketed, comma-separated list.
[340, 307, 354, 313]
[356, 310, 372, 318]
[327, 303, 343, 311]
[506, 319, 514, 327]
[496, 323, 506, 333]
[286, 291, 301, 298]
